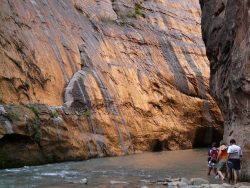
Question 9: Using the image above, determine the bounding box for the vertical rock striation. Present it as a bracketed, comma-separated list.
[200, 0, 250, 179]
[0, 0, 223, 168]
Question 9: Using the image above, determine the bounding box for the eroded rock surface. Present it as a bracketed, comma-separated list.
[200, 0, 250, 179]
[0, 0, 222, 167]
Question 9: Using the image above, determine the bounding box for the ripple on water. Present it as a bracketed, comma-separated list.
[5, 169, 21, 172]
[91, 170, 107, 173]
[39, 170, 78, 178]
[32, 176, 43, 180]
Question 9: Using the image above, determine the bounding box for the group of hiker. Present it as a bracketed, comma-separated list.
[207, 139, 243, 184]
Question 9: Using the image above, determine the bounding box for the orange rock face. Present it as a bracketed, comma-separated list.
[0, 0, 223, 167]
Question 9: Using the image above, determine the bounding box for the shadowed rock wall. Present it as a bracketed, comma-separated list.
[0, 0, 222, 168]
[200, 0, 250, 179]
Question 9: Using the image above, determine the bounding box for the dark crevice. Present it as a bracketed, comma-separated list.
[148, 102, 163, 112]
[193, 127, 222, 148]
[214, 3, 225, 17]
[151, 139, 164, 152]
[0, 134, 32, 143]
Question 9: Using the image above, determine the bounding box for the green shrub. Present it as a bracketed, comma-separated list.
[32, 118, 41, 129]
[50, 111, 58, 118]
[24, 104, 43, 144]
[25, 104, 40, 117]
[33, 130, 42, 144]
[127, 3, 145, 19]
[31, 118, 42, 144]
[119, 16, 127, 26]
[84, 108, 92, 117]
[127, 12, 137, 19]
[8, 111, 20, 121]
[23, 81, 30, 90]
[135, 3, 143, 16]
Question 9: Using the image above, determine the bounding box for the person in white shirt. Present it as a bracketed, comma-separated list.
[227, 139, 242, 184]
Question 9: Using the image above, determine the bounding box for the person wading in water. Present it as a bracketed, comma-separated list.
[207, 142, 218, 176]
[216, 141, 228, 182]
[227, 139, 242, 184]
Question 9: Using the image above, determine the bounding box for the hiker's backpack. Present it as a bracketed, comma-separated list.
[210, 148, 218, 162]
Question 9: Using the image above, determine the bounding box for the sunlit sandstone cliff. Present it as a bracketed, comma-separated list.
[200, 0, 250, 179]
[0, 0, 222, 168]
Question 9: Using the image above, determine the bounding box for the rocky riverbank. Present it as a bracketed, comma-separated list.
[150, 177, 250, 188]
[111, 177, 250, 188]
[68, 176, 250, 188]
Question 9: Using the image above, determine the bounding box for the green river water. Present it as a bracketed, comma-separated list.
[0, 149, 219, 188]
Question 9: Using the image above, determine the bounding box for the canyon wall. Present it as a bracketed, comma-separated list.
[200, 0, 250, 179]
[0, 0, 222, 168]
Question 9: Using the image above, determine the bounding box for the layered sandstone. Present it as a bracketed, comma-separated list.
[200, 0, 250, 179]
[0, 0, 222, 168]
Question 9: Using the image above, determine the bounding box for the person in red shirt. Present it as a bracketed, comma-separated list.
[207, 142, 218, 176]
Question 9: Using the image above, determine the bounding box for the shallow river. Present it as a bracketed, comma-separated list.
[0, 149, 218, 188]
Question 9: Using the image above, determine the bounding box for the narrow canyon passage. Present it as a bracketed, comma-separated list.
[200, 0, 250, 179]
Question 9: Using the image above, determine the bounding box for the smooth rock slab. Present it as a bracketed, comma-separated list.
[168, 181, 188, 187]
[190, 178, 209, 185]
[181, 177, 191, 185]
[221, 183, 231, 187]
[110, 180, 129, 185]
